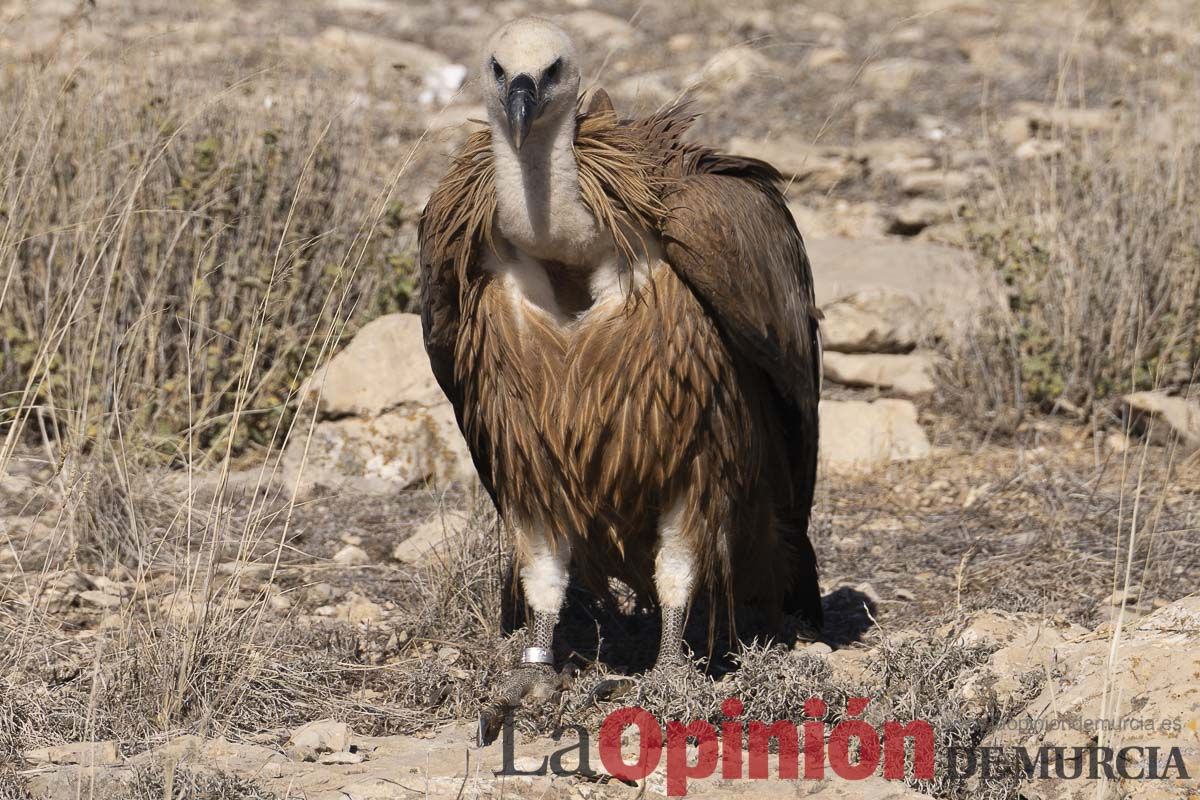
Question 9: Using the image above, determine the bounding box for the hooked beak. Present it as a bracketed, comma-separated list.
[505, 73, 538, 150]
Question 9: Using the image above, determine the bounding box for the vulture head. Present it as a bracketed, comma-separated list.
[482, 17, 581, 151]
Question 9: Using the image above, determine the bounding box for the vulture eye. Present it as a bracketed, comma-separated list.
[544, 57, 562, 83]
[491, 58, 505, 83]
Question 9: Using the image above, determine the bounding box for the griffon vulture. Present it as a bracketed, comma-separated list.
[418, 18, 823, 743]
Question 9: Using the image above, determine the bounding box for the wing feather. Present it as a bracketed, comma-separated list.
[661, 172, 822, 414]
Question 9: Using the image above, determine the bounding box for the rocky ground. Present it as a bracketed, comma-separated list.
[2, 0, 1200, 798]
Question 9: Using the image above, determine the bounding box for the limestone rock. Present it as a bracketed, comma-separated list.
[283, 405, 473, 495]
[288, 313, 476, 494]
[562, 10, 637, 46]
[861, 57, 930, 93]
[900, 169, 973, 197]
[820, 289, 921, 353]
[819, 399, 931, 474]
[314, 28, 448, 84]
[392, 509, 471, 565]
[1121, 391, 1200, 453]
[1013, 101, 1123, 133]
[808, 46, 849, 67]
[333, 544, 370, 567]
[78, 590, 123, 610]
[1014, 138, 1065, 160]
[306, 314, 444, 418]
[885, 198, 961, 235]
[690, 45, 772, 93]
[987, 596, 1200, 800]
[730, 135, 860, 192]
[289, 719, 352, 762]
[822, 352, 937, 397]
[25, 741, 121, 766]
[806, 239, 988, 342]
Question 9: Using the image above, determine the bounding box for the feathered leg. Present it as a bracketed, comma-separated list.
[589, 501, 696, 703]
[649, 500, 696, 671]
[478, 521, 569, 746]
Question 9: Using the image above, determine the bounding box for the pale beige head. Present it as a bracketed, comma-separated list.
[482, 17, 581, 150]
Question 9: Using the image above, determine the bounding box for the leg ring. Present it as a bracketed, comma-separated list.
[521, 646, 554, 665]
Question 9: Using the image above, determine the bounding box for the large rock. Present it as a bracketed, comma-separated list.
[286, 314, 475, 494]
[1121, 391, 1200, 453]
[806, 238, 987, 341]
[306, 314, 443, 418]
[282, 405, 473, 495]
[819, 399, 931, 474]
[986, 596, 1200, 800]
[820, 289, 921, 354]
[25, 741, 121, 767]
[823, 352, 937, 397]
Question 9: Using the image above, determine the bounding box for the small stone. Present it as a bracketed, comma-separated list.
[306, 583, 338, 604]
[808, 46, 848, 67]
[895, 588, 916, 601]
[861, 57, 930, 93]
[289, 719, 352, 762]
[338, 594, 384, 625]
[1000, 115, 1033, 145]
[885, 198, 960, 235]
[79, 590, 123, 609]
[900, 169, 973, 197]
[690, 45, 772, 93]
[1015, 139, 1064, 160]
[667, 34, 695, 52]
[333, 545, 370, 567]
[391, 511, 470, 565]
[562, 9, 637, 46]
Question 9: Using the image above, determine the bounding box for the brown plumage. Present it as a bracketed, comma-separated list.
[419, 23, 820, 722]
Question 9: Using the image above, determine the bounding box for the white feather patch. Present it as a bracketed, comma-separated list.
[518, 522, 572, 615]
[654, 499, 697, 609]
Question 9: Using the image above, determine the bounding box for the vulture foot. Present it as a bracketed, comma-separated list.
[587, 676, 636, 703]
[477, 663, 560, 747]
[585, 658, 698, 706]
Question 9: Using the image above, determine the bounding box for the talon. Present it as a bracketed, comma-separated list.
[478, 707, 506, 747]
[477, 663, 559, 747]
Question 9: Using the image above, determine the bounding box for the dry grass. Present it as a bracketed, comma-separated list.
[947, 110, 1200, 430]
[0, 67, 414, 465]
[0, 47, 426, 777]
